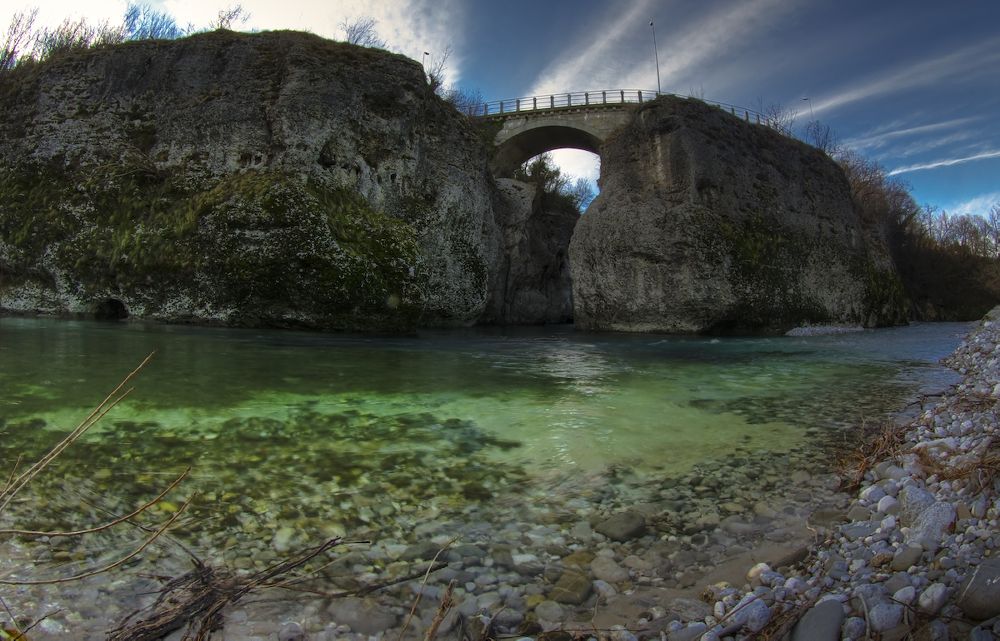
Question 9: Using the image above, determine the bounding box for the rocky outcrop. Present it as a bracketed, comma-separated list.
[489, 179, 575, 324]
[0, 30, 503, 330]
[569, 96, 907, 334]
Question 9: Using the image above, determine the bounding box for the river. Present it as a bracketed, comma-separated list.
[0, 317, 972, 636]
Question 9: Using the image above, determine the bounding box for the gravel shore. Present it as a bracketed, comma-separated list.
[667, 310, 1000, 641]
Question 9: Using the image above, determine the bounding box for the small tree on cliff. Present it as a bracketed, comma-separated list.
[0, 8, 37, 70]
[514, 154, 594, 214]
[339, 16, 385, 48]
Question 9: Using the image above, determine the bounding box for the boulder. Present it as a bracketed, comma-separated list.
[956, 558, 1000, 620]
[791, 599, 843, 641]
[569, 95, 906, 334]
[595, 511, 647, 541]
[328, 597, 399, 635]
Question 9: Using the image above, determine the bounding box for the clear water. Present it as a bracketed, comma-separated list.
[0, 317, 969, 543]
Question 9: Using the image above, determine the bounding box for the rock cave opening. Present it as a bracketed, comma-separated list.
[497, 149, 600, 327]
[94, 298, 129, 321]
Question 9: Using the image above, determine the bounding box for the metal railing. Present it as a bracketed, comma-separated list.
[476, 89, 656, 116]
[472, 89, 775, 129]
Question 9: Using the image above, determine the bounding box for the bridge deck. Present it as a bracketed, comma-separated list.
[474, 89, 770, 126]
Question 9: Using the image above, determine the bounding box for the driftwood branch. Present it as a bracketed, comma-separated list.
[0, 351, 155, 514]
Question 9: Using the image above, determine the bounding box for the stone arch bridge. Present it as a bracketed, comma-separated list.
[475, 90, 769, 175]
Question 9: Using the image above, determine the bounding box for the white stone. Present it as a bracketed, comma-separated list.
[877, 495, 899, 514]
[591, 556, 629, 583]
[860, 485, 886, 503]
[893, 585, 916, 605]
[868, 603, 903, 632]
[918, 582, 948, 614]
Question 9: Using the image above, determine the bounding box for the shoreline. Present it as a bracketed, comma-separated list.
[662, 309, 1000, 640]
[0, 319, 989, 640]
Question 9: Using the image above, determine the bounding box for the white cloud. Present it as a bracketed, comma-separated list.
[944, 192, 1000, 218]
[548, 149, 600, 183]
[808, 36, 1000, 116]
[528, 0, 797, 97]
[888, 150, 1000, 176]
[527, 0, 655, 95]
[163, 0, 466, 85]
[843, 116, 980, 152]
[0, 0, 126, 32]
[0, 0, 465, 85]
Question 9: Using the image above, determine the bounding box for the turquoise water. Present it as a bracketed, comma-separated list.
[0, 317, 969, 543]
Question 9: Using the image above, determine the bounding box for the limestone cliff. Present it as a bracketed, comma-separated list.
[569, 96, 908, 333]
[489, 179, 575, 324]
[0, 30, 503, 330]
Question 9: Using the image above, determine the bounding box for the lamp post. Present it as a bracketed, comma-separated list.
[422, 51, 429, 71]
[802, 97, 814, 120]
[649, 20, 661, 95]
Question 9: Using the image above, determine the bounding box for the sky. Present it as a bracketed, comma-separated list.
[2, 0, 998, 217]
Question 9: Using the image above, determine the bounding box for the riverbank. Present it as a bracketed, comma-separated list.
[664, 309, 1000, 641]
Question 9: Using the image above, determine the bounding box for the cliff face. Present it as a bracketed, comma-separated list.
[489, 179, 575, 324]
[569, 96, 908, 333]
[0, 31, 503, 329]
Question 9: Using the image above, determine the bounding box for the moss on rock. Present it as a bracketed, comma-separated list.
[0, 162, 423, 330]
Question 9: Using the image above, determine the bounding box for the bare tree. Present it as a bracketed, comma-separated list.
[339, 16, 385, 48]
[426, 45, 452, 94]
[568, 177, 597, 212]
[805, 119, 840, 155]
[210, 4, 250, 30]
[444, 86, 484, 116]
[1, 8, 37, 70]
[32, 17, 98, 60]
[123, 2, 184, 40]
[756, 100, 795, 136]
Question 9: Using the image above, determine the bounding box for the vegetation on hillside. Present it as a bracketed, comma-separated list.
[835, 150, 1000, 320]
[761, 100, 1000, 320]
[513, 153, 596, 214]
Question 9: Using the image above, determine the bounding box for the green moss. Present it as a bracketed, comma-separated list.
[0, 163, 424, 330]
[858, 262, 908, 326]
[714, 213, 827, 332]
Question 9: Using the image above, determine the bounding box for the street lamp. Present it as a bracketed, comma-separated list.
[802, 97, 814, 120]
[422, 51, 429, 70]
[650, 20, 661, 95]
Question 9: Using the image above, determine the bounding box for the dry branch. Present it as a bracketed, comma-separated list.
[107, 537, 344, 641]
[0, 351, 155, 514]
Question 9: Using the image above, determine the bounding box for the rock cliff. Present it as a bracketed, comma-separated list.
[0, 30, 505, 330]
[569, 96, 907, 333]
[489, 179, 575, 324]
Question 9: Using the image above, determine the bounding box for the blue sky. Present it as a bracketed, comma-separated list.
[3, 0, 998, 216]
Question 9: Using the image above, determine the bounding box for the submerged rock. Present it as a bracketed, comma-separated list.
[594, 510, 647, 541]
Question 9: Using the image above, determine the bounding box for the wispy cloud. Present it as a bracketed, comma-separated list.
[888, 150, 1000, 176]
[809, 36, 1000, 116]
[528, 0, 796, 96]
[943, 192, 1000, 217]
[527, 0, 655, 95]
[651, 0, 796, 90]
[843, 116, 981, 151]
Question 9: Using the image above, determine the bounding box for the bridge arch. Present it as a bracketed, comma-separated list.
[491, 124, 603, 176]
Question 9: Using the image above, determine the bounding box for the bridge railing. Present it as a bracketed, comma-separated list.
[473, 89, 776, 129]
[475, 89, 656, 116]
